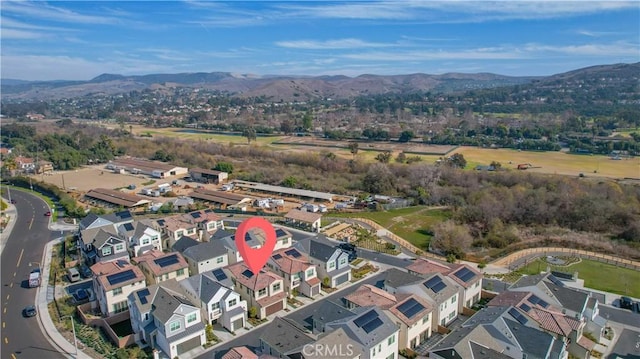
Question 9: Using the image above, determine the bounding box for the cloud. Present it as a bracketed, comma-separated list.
[575, 30, 626, 38]
[522, 42, 640, 57]
[1, 1, 122, 25]
[1, 28, 48, 40]
[275, 38, 397, 50]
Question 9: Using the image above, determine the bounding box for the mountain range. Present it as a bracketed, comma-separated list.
[1, 62, 638, 102]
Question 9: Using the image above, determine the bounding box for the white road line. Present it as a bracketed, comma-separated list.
[16, 248, 24, 268]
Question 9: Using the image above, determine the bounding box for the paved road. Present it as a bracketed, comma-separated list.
[199, 271, 386, 359]
[0, 189, 66, 359]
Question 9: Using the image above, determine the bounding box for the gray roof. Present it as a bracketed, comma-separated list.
[94, 229, 125, 249]
[504, 317, 556, 359]
[308, 236, 341, 261]
[119, 220, 152, 240]
[461, 306, 511, 328]
[309, 300, 354, 333]
[79, 213, 103, 229]
[151, 283, 197, 324]
[202, 269, 234, 288]
[607, 329, 640, 359]
[129, 285, 161, 314]
[180, 273, 228, 303]
[167, 322, 205, 341]
[545, 282, 588, 314]
[410, 273, 460, 304]
[209, 229, 234, 241]
[259, 317, 315, 356]
[183, 240, 228, 262]
[303, 328, 363, 359]
[380, 268, 423, 289]
[325, 306, 399, 348]
[469, 341, 513, 359]
[172, 236, 200, 253]
[510, 273, 549, 289]
[102, 210, 134, 225]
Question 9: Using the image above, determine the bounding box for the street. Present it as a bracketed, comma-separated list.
[1, 189, 66, 359]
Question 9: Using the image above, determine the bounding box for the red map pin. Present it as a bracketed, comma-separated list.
[234, 217, 277, 275]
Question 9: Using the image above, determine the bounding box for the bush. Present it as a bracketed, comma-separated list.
[248, 306, 258, 319]
[205, 324, 217, 343]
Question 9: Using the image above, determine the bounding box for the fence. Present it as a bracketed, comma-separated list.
[77, 305, 136, 348]
[490, 247, 640, 271]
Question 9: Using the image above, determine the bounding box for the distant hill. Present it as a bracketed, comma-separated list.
[1, 63, 637, 101]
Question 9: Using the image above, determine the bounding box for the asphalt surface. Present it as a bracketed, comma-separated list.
[201, 271, 386, 359]
[1, 189, 66, 359]
[599, 305, 640, 328]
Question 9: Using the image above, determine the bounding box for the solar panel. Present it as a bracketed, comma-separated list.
[273, 254, 282, 260]
[454, 267, 475, 282]
[424, 276, 442, 288]
[212, 268, 227, 281]
[361, 317, 383, 334]
[285, 249, 301, 258]
[154, 254, 179, 268]
[137, 288, 150, 305]
[116, 210, 132, 219]
[519, 303, 531, 312]
[275, 229, 287, 237]
[432, 282, 446, 293]
[107, 270, 136, 285]
[548, 275, 565, 287]
[123, 223, 134, 231]
[509, 308, 529, 325]
[191, 212, 201, 218]
[397, 298, 425, 319]
[527, 294, 549, 308]
[354, 310, 378, 327]
[242, 269, 254, 278]
[157, 219, 166, 226]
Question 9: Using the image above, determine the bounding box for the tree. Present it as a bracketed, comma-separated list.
[248, 306, 258, 318]
[322, 277, 330, 288]
[243, 127, 257, 144]
[281, 176, 298, 188]
[205, 324, 217, 342]
[213, 162, 234, 174]
[399, 130, 415, 142]
[490, 161, 502, 170]
[362, 163, 395, 194]
[430, 220, 473, 259]
[302, 111, 313, 131]
[375, 150, 392, 163]
[348, 142, 359, 158]
[395, 151, 407, 163]
[280, 119, 295, 134]
[447, 153, 467, 169]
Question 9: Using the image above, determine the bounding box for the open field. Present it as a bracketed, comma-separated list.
[29, 166, 156, 193]
[275, 136, 457, 155]
[517, 258, 640, 298]
[330, 206, 451, 250]
[451, 146, 640, 179]
[129, 125, 282, 145]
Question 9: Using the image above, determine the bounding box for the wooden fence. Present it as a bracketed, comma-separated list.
[490, 247, 640, 271]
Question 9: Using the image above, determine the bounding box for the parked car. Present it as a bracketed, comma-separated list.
[23, 305, 37, 318]
[337, 243, 357, 252]
[44, 211, 51, 217]
[620, 296, 634, 310]
[80, 265, 92, 278]
[10, 199, 16, 204]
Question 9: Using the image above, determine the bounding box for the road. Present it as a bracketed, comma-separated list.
[200, 271, 386, 359]
[1, 189, 66, 359]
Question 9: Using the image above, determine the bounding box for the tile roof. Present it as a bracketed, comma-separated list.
[91, 261, 144, 291]
[221, 346, 258, 359]
[135, 250, 188, 276]
[270, 248, 312, 274]
[447, 264, 482, 288]
[406, 258, 452, 275]
[284, 209, 322, 223]
[226, 262, 282, 291]
[343, 284, 397, 309]
[527, 307, 581, 337]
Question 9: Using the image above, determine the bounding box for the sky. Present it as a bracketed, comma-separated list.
[1, 1, 639, 81]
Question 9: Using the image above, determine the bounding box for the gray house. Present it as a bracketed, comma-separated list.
[181, 240, 229, 276]
[295, 236, 351, 288]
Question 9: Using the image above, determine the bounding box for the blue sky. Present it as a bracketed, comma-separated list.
[1, 1, 639, 81]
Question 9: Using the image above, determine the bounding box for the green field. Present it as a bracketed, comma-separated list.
[0, 200, 7, 211]
[517, 258, 640, 298]
[331, 206, 450, 250]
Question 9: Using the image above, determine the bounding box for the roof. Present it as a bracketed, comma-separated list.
[284, 209, 322, 223]
[447, 264, 482, 288]
[504, 317, 557, 359]
[303, 328, 363, 359]
[307, 236, 344, 261]
[509, 272, 549, 289]
[221, 346, 258, 359]
[182, 240, 228, 262]
[344, 284, 397, 309]
[488, 291, 530, 308]
[190, 188, 249, 205]
[308, 300, 355, 332]
[182, 209, 223, 225]
[545, 281, 589, 314]
[259, 317, 315, 355]
[180, 273, 230, 303]
[527, 307, 581, 337]
[92, 228, 124, 249]
[607, 328, 640, 359]
[190, 168, 227, 176]
[469, 342, 512, 359]
[226, 262, 282, 291]
[209, 229, 234, 241]
[380, 268, 423, 288]
[151, 284, 197, 324]
[91, 261, 145, 291]
[85, 188, 150, 207]
[233, 180, 335, 201]
[325, 306, 399, 348]
[135, 250, 188, 276]
[79, 213, 104, 229]
[102, 210, 135, 224]
[388, 294, 433, 326]
[80, 225, 117, 245]
[172, 236, 200, 253]
[110, 157, 184, 173]
[269, 248, 312, 274]
[406, 258, 452, 275]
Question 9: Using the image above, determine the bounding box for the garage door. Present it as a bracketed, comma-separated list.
[265, 301, 283, 316]
[176, 335, 202, 356]
[334, 273, 349, 286]
[232, 318, 244, 331]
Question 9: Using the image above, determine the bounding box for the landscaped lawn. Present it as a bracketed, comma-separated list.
[331, 206, 451, 250]
[517, 258, 640, 298]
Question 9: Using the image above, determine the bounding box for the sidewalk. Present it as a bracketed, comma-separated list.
[0, 201, 17, 254]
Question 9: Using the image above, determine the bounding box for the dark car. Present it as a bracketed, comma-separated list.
[337, 243, 357, 252]
[620, 296, 634, 310]
[44, 211, 51, 217]
[10, 199, 16, 204]
[80, 265, 92, 278]
[23, 305, 37, 318]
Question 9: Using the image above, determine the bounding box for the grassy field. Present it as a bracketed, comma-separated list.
[517, 258, 640, 298]
[0, 200, 6, 211]
[129, 125, 282, 145]
[451, 146, 640, 179]
[331, 206, 450, 250]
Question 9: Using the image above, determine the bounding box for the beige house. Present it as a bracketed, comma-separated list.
[91, 261, 146, 317]
[284, 209, 322, 233]
[226, 263, 287, 319]
[135, 250, 189, 285]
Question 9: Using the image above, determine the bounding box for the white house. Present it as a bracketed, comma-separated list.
[91, 260, 146, 317]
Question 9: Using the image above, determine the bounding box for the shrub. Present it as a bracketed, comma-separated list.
[248, 306, 258, 319]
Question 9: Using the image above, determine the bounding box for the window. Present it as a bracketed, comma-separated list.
[422, 315, 429, 324]
[216, 257, 224, 264]
[151, 235, 159, 242]
[186, 313, 197, 323]
[112, 287, 123, 295]
[102, 247, 112, 256]
[386, 354, 395, 359]
[280, 238, 288, 244]
[258, 288, 267, 297]
[339, 257, 347, 266]
[211, 302, 220, 311]
[474, 281, 480, 288]
[169, 321, 181, 332]
[176, 230, 184, 237]
[113, 300, 128, 313]
[115, 244, 124, 252]
[228, 298, 237, 307]
[451, 295, 457, 304]
[328, 261, 336, 269]
[142, 238, 150, 245]
[306, 268, 315, 277]
[448, 311, 456, 319]
[388, 334, 395, 346]
[273, 283, 281, 292]
[177, 268, 185, 276]
[144, 312, 149, 321]
[372, 347, 376, 356]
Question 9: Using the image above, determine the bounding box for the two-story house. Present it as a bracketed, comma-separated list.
[267, 247, 321, 298]
[396, 272, 461, 329]
[182, 209, 224, 240]
[156, 215, 199, 249]
[181, 240, 229, 275]
[134, 250, 189, 285]
[325, 306, 400, 359]
[91, 260, 146, 317]
[117, 220, 162, 258]
[90, 229, 130, 264]
[226, 262, 286, 319]
[179, 271, 247, 332]
[221, 231, 263, 265]
[294, 236, 351, 288]
[344, 284, 433, 351]
[77, 211, 134, 264]
[128, 280, 206, 358]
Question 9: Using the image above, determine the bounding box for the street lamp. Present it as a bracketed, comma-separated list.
[60, 315, 79, 358]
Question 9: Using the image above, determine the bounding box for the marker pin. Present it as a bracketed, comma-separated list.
[234, 217, 277, 275]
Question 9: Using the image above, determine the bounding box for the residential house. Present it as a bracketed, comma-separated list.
[77, 211, 134, 263]
[395, 272, 461, 328]
[221, 231, 263, 265]
[91, 260, 145, 317]
[155, 215, 198, 249]
[181, 240, 229, 275]
[226, 262, 287, 319]
[87, 228, 130, 265]
[376, 268, 424, 294]
[172, 235, 200, 253]
[179, 270, 247, 332]
[307, 300, 355, 334]
[284, 209, 322, 233]
[135, 250, 189, 285]
[182, 209, 225, 239]
[267, 247, 321, 298]
[429, 306, 568, 359]
[79, 210, 134, 232]
[36, 160, 54, 174]
[294, 236, 351, 288]
[259, 317, 316, 358]
[221, 346, 258, 359]
[14, 156, 35, 172]
[128, 280, 206, 358]
[344, 284, 433, 350]
[117, 220, 162, 257]
[324, 306, 400, 359]
[303, 328, 363, 359]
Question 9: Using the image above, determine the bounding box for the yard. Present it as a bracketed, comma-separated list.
[517, 258, 640, 298]
[331, 206, 451, 250]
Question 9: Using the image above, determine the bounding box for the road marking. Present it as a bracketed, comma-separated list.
[5, 294, 9, 300]
[11, 354, 16, 359]
[28, 218, 33, 230]
[16, 248, 24, 268]
[9, 282, 13, 288]
[4, 337, 7, 344]
[2, 307, 5, 314]
[13, 272, 16, 277]
[2, 321, 4, 328]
